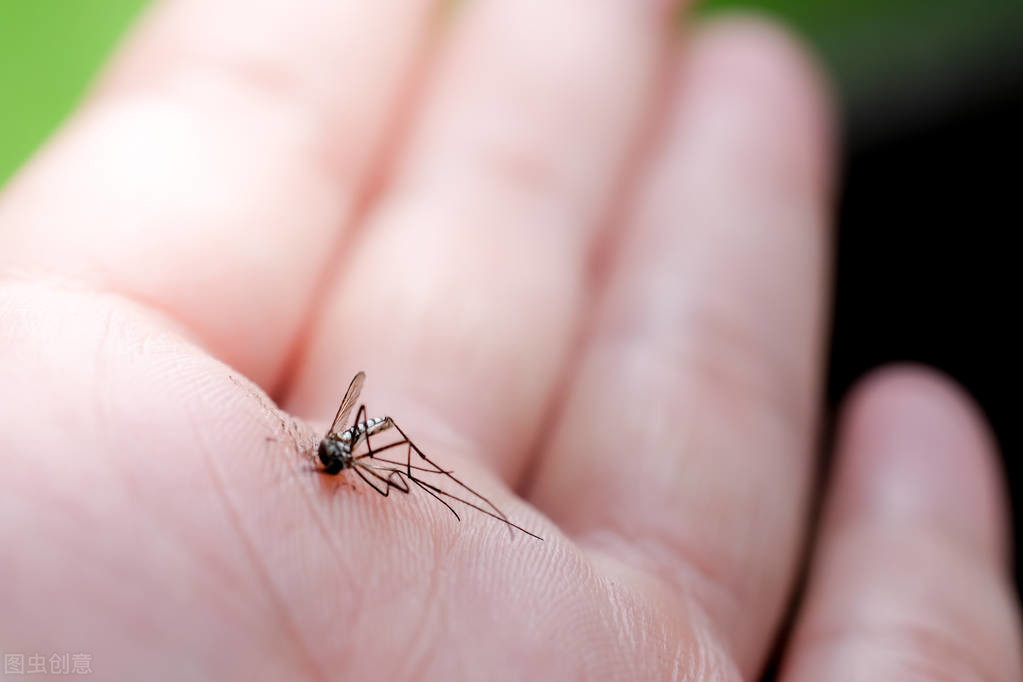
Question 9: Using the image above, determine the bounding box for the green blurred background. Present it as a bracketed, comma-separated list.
[2, 0, 1023, 184]
[1, 0, 144, 184]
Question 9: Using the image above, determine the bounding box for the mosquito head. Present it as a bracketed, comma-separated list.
[318, 437, 349, 472]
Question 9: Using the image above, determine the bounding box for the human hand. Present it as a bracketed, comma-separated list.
[1, 1, 1019, 680]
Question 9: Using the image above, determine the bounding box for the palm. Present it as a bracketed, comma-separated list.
[1, 2, 1019, 681]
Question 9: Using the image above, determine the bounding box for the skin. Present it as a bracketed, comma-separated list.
[0, 1, 1019, 680]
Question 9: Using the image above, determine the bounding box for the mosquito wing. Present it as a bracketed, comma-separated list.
[328, 371, 365, 435]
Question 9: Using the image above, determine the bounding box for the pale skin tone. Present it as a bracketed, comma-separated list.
[0, 1, 1019, 679]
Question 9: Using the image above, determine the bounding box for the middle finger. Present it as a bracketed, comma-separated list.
[287, 0, 682, 482]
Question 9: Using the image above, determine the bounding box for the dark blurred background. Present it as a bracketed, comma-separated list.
[705, 0, 1023, 592]
[2, 1, 1020, 592]
[700, 0, 1023, 595]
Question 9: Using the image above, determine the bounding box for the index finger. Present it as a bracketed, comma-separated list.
[0, 0, 441, 389]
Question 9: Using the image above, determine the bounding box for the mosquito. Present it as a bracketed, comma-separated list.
[317, 372, 542, 540]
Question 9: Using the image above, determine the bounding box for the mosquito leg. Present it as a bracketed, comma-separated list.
[407, 474, 461, 521]
[387, 418, 511, 524]
[356, 439, 404, 459]
[354, 403, 370, 452]
[377, 419, 432, 485]
[386, 419, 447, 474]
[364, 464, 471, 524]
[354, 453, 454, 474]
[364, 464, 463, 522]
[410, 476, 542, 541]
[359, 460, 541, 540]
[358, 403, 394, 459]
[360, 463, 411, 494]
[353, 465, 389, 496]
[384, 468, 411, 495]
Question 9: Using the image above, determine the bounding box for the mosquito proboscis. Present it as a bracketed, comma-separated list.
[317, 372, 542, 541]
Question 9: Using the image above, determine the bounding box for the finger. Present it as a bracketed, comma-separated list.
[781, 367, 1022, 681]
[287, 0, 681, 479]
[528, 17, 835, 676]
[0, 0, 440, 389]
